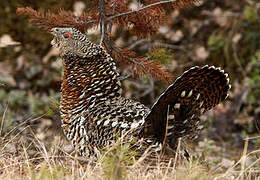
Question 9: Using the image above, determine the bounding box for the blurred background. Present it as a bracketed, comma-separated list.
[0, 0, 259, 158]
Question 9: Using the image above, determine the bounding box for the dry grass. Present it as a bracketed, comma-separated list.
[0, 117, 259, 180]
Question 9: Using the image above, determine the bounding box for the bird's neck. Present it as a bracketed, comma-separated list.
[60, 50, 121, 123]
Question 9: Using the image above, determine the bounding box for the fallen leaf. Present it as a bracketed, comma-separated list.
[232, 33, 242, 44]
[0, 34, 20, 47]
[221, 158, 235, 168]
[195, 46, 209, 60]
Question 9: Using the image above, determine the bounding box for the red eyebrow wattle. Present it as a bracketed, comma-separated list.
[64, 32, 72, 39]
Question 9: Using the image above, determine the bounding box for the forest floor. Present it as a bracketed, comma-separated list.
[1, 1, 260, 179]
[0, 116, 259, 180]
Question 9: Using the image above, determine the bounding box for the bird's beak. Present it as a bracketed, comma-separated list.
[50, 28, 59, 47]
[50, 28, 57, 36]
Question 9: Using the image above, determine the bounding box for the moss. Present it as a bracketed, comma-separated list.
[147, 48, 172, 65]
[207, 34, 225, 52]
[244, 5, 258, 24]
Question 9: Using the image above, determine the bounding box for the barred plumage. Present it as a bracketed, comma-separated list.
[50, 27, 231, 158]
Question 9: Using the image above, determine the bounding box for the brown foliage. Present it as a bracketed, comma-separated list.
[109, 0, 166, 37]
[16, 7, 99, 32]
[104, 41, 173, 83]
[16, 0, 199, 82]
[109, 0, 201, 37]
[16, 0, 201, 35]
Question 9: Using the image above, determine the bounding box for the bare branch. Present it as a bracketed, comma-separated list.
[107, 0, 118, 34]
[99, 0, 106, 45]
[100, 20, 105, 45]
[112, 46, 146, 68]
[153, 42, 186, 50]
[128, 39, 149, 50]
[128, 39, 186, 51]
[108, 0, 178, 21]
[129, 78, 155, 99]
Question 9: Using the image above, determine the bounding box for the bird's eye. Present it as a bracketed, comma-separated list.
[63, 32, 72, 39]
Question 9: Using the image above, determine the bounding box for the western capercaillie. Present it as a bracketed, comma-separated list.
[50, 27, 231, 158]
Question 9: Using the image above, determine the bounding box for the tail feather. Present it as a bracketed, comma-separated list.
[140, 65, 231, 148]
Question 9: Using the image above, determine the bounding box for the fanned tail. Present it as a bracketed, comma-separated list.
[140, 65, 231, 149]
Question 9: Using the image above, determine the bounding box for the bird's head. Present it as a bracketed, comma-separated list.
[50, 27, 99, 57]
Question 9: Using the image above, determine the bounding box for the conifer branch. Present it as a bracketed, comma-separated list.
[108, 0, 200, 21]
[17, 0, 193, 82]
[104, 40, 172, 83]
[109, 43, 145, 67]
[108, 0, 174, 21]
[16, 7, 99, 31]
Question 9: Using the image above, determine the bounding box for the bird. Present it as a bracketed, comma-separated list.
[50, 27, 231, 158]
